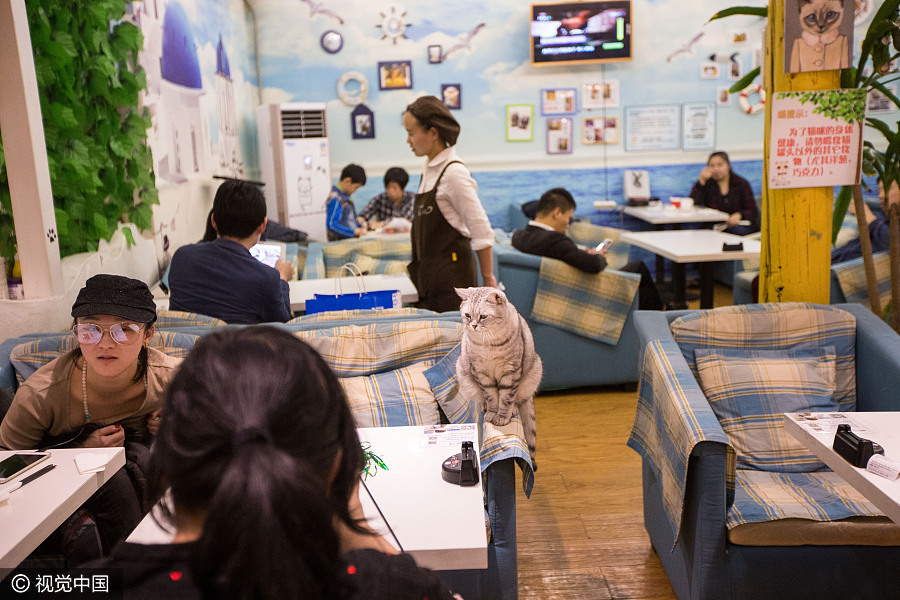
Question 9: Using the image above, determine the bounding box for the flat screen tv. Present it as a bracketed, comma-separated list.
[530, 1, 632, 66]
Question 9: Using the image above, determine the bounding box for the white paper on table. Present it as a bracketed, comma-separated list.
[419, 423, 477, 447]
[75, 453, 113, 474]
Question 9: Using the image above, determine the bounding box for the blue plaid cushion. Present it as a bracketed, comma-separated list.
[728, 470, 886, 528]
[671, 303, 857, 412]
[423, 345, 478, 424]
[341, 362, 441, 427]
[350, 253, 409, 275]
[695, 347, 838, 472]
[531, 257, 639, 345]
[321, 239, 411, 277]
[155, 310, 226, 328]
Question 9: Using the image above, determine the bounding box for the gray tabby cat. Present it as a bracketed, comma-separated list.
[455, 287, 542, 468]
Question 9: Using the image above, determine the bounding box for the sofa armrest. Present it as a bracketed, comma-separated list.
[438, 457, 517, 600]
[839, 303, 900, 411]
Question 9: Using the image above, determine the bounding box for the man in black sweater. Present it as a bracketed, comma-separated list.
[512, 187, 665, 310]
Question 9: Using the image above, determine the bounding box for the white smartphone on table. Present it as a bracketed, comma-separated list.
[0, 452, 50, 483]
[595, 238, 613, 252]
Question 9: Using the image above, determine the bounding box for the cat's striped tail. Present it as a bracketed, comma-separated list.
[520, 397, 537, 472]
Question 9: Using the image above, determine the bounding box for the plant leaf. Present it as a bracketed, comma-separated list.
[708, 6, 768, 22]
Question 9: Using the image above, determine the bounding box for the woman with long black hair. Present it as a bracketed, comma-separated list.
[99, 326, 459, 599]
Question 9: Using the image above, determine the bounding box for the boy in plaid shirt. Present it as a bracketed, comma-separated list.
[358, 167, 415, 230]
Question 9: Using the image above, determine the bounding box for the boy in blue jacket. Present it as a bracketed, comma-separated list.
[326, 164, 367, 240]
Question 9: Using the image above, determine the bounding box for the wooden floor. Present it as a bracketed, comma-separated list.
[516, 283, 734, 599]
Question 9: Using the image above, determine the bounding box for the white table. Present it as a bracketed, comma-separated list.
[784, 412, 900, 525]
[623, 205, 732, 289]
[623, 205, 731, 226]
[356, 425, 487, 570]
[288, 273, 419, 312]
[620, 230, 761, 308]
[0, 448, 125, 568]
[128, 425, 488, 571]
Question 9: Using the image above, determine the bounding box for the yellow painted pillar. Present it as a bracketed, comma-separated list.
[760, 0, 839, 303]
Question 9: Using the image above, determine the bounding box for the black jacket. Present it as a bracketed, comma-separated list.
[512, 225, 607, 273]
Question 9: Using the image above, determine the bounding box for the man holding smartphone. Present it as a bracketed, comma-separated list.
[512, 187, 666, 310]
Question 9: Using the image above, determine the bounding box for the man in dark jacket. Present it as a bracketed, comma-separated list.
[512, 187, 665, 310]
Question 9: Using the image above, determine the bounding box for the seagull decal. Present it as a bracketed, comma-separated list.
[298, 0, 344, 25]
[441, 23, 486, 62]
[666, 32, 704, 62]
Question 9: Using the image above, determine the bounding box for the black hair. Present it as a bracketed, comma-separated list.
[148, 327, 365, 600]
[383, 167, 410, 190]
[536, 187, 577, 216]
[708, 151, 731, 167]
[211, 179, 267, 239]
[340, 164, 367, 186]
[200, 209, 217, 242]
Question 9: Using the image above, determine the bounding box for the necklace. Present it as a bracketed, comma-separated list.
[81, 360, 149, 423]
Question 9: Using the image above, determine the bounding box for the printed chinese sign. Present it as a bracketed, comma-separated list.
[768, 89, 865, 189]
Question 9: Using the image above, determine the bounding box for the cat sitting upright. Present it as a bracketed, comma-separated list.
[455, 287, 542, 469]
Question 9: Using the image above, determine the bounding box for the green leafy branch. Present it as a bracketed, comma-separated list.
[778, 89, 867, 124]
[0, 0, 158, 262]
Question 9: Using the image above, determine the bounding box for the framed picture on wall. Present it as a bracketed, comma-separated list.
[581, 81, 619, 110]
[378, 61, 413, 90]
[428, 45, 443, 64]
[506, 104, 534, 142]
[582, 117, 618, 145]
[716, 86, 732, 107]
[442, 84, 461, 110]
[546, 118, 573, 154]
[351, 104, 375, 139]
[540, 88, 576, 115]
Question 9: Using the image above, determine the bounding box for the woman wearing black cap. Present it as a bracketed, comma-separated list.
[403, 96, 496, 312]
[0, 274, 181, 562]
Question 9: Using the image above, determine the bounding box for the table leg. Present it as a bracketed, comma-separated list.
[654, 223, 671, 286]
[699, 263, 714, 309]
[671, 263, 687, 309]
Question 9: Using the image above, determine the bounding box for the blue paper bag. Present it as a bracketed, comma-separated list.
[305, 289, 401, 314]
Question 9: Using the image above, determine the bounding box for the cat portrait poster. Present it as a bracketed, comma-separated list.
[784, 0, 853, 73]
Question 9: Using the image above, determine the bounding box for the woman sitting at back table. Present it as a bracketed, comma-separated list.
[689, 151, 760, 236]
[99, 326, 459, 599]
[0, 274, 180, 562]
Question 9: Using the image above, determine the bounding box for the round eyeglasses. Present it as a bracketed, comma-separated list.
[72, 323, 144, 345]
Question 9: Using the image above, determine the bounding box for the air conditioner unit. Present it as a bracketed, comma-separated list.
[257, 103, 332, 241]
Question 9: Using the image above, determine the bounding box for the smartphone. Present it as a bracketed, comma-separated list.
[595, 238, 613, 252]
[0, 452, 50, 484]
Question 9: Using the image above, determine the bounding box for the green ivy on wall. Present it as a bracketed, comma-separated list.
[0, 0, 157, 262]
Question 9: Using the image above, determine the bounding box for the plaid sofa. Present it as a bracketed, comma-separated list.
[303, 237, 412, 279]
[0, 310, 524, 600]
[493, 240, 641, 389]
[629, 303, 900, 600]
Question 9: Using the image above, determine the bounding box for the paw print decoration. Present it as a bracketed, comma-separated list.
[46, 228, 57, 244]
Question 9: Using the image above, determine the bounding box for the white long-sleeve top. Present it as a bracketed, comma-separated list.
[416, 146, 494, 251]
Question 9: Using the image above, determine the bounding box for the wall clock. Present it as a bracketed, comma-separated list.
[320, 30, 343, 54]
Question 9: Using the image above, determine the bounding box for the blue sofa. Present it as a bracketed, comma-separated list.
[0, 310, 525, 600]
[493, 243, 640, 389]
[630, 302, 900, 600]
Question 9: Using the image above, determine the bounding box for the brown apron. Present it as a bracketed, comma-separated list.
[407, 161, 477, 312]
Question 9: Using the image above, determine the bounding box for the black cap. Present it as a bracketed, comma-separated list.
[71, 274, 157, 324]
[406, 96, 460, 146]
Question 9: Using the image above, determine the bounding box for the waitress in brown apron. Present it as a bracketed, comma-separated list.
[402, 96, 496, 312]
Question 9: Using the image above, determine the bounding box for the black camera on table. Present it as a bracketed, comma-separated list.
[833, 423, 884, 468]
